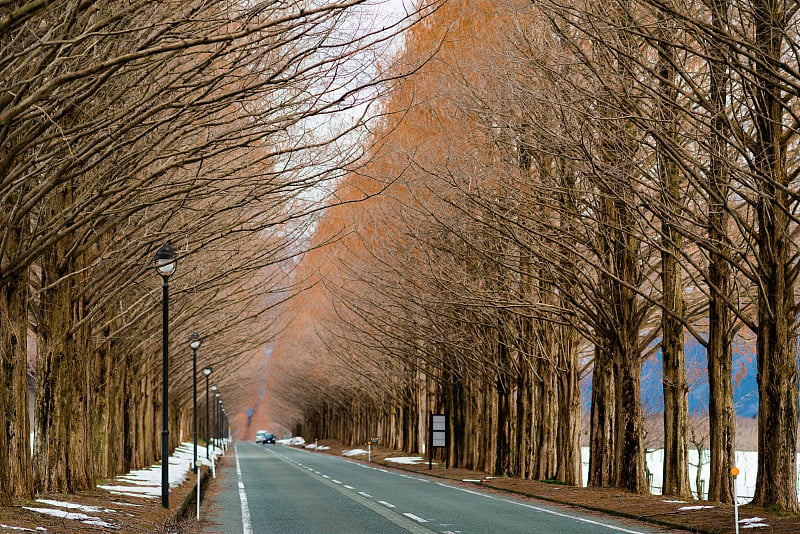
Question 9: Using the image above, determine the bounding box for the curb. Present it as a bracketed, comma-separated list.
[174, 467, 211, 522]
[479, 480, 707, 533]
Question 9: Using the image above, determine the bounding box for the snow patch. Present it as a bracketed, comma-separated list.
[0, 525, 47, 532]
[277, 437, 305, 446]
[678, 505, 715, 511]
[343, 449, 368, 457]
[98, 441, 223, 498]
[36, 499, 115, 514]
[99, 485, 160, 497]
[385, 456, 427, 465]
[740, 517, 769, 529]
[22, 507, 115, 529]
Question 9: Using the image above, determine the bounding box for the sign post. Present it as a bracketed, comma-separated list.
[428, 413, 448, 470]
[731, 467, 740, 534]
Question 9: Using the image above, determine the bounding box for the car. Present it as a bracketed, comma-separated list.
[255, 430, 276, 444]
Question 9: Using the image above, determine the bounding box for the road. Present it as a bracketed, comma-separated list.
[199, 441, 678, 533]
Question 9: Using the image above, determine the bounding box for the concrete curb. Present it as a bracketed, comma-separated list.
[174, 466, 211, 522]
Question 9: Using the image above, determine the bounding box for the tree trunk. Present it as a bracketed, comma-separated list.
[34, 257, 94, 493]
[515, 341, 533, 479]
[556, 325, 581, 486]
[0, 268, 33, 503]
[654, 7, 692, 498]
[495, 318, 513, 476]
[616, 341, 647, 493]
[705, 0, 735, 504]
[751, 144, 798, 510]
[532, 295, 557, 481]
[589, 343, 615, 487]
[749, 0, 798, 512]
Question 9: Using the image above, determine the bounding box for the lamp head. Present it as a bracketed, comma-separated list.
[203, 366, 212, 376]
[154, 243, 177, 277]
[188, 332, 201, 350]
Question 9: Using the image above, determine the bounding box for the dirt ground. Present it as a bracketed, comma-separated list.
[0, 458, 219, 534]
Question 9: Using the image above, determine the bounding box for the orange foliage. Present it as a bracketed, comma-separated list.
[255, 0, 521, 430]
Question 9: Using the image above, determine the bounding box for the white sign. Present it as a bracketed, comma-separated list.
[432, 415, 446, 431]
[431, 414, 447, 448]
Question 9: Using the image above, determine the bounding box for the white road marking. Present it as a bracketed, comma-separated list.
[332, 479, 342, 484]
[262, 447, 434, 533]
[439, 483, 650, 534]
[403, 513, 428, 523]
[234, 445, 253, 534]
[344, 485, 355, 489]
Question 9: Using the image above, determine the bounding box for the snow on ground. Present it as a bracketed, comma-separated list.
[678, 505, 715, 511]
[343, 449, 368, 457]
[582, 447, 776, 504]
[0, 525, 46, 532]
[98, 441, 225, 497]
[385, 456, 427, 465]
[35, 499, 115, 514]
[304, 443, 330, 450]
[21, 507, 114, 529]
[277, 437, 305, 446]
[740, 517, 769, 529]
[7, 441, 228, 532]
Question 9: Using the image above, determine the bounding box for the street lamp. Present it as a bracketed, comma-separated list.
[155, 243, 177, 509]
[217, 395, 222, 450]
[221, 405, 227, 447]
[212, 388, 219, 451]
[204, 367, 212, 460]
[188, 332, 201, 473]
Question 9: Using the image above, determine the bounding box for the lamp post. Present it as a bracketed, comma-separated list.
[222, 406, 227, 449]
[218, 398, 223, 447]
[211, 387, 218, 452]
[155, 243, 177, 509]
[214, 390, 220, 451]
[204, 367, 212, 460]
[188, 332, 201, 473]
[219, 400, 224, 449]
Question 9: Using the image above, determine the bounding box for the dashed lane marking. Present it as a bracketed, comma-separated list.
[403, 513, 428, 523]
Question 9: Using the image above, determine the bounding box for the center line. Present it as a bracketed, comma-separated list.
[404, 513, 428, 523]
[378, 500, 396, 508]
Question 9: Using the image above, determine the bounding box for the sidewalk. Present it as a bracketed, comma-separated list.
[306, 439, 800, 534]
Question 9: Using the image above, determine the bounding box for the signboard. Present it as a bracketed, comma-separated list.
[428, 413, 448, 469]
[432, 415, 447, 447]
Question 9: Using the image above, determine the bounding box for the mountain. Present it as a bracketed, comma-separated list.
[581, 339, 759, 417]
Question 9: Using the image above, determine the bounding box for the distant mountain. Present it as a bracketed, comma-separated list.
[580, 339, 759, 417]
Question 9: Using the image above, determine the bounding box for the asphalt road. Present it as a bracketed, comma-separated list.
[199, 441, 676, 533]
